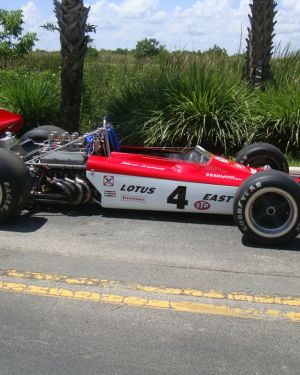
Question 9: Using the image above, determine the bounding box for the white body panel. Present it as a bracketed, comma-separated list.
[87, 172, 238, 215]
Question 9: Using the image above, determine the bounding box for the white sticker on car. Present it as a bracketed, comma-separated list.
[87, 172, 238, 215]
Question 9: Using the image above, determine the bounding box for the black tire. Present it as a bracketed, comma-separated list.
[233, 170, 300, 245]
[0, 149, 32, 223]
[20, 125, 65, 143]
[235, 142, 289, 173]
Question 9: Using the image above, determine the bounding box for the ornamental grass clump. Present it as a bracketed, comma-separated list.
[106, 55, 251, 154]
[249, 81, 300, 155]
[1, 70, 60, 132]
[104, 59, 171, 144]
[142, 64, 250, 153]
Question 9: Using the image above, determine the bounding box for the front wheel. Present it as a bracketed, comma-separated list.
[235, 142, 289, 173]
[233, 170, 300, 245]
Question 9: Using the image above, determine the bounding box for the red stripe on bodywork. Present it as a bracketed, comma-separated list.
[0, 109, 24, 134]
[87, 152, 255, 186]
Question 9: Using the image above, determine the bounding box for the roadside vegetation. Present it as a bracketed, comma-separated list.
[1, 47, 300, 156]
[0, 3, 299, 157]
[1, 1, 299, 158]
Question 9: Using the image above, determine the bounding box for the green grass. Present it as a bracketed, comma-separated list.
[0, 68, 60, 133]
[1, 49, 300, 155]
[248, 82, 300, 154]
[286, 154, 300, 167]
[105, 55, 252, 153]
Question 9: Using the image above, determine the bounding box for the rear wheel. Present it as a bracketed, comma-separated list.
[233, 170, 300, 245]
[20, 125, 65, 143]
[0, 149, 32, 223]
[15, 125, 66, 160]
[236, 142, 289, 173]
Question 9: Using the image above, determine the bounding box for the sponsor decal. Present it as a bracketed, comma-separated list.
[237, 182, 263, 231]
[103, 176, 114, 186]
[121, 161, 165, 171]
[104, 190, 116, 198]
[120, 184, 156, 194]
[206, 173, 242, 181]
[121, 195, 146, 203]
[203, 193, 234, 203]
[215, 156, 229, 164]
[234, 163, 257, 174]
[239, 182, 262, 202]
[234, 163, 247, 170]
[0, 182, 11, 212]
[194, 201, 210, 211]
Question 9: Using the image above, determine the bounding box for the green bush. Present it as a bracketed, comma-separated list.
[134, 38, 166, 58]
[105, 55, 252, 154]
[1, 49, 300, 156]
[80, 55, 154, 130]
[249, 82, 300, 154]
[0, 69, 60, 132]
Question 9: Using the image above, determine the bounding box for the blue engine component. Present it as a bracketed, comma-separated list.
[85, 126, 121, 155]
[85, 135, 95, 154]
[107, 127, 120, 151]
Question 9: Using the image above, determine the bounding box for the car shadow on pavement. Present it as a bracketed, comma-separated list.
[0, 204, 101, 233]
[0, 204, 235, 233]
[0, 210, 48, 233]
[3, 206, 300, 252]
[100, 207, 235, 226]
[29, 204, 235, 227]
[104, 209, 300, 251]
[242, 236, 300, 252]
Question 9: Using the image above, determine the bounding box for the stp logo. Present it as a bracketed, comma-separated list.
[194, 201, 210, 211]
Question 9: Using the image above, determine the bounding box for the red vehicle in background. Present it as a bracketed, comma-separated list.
[0, 109, 24, 135]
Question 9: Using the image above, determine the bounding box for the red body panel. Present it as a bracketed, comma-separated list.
[292, 176, 300, 184]
[0, 109, 24, 134]
[87, 152, 256, 186]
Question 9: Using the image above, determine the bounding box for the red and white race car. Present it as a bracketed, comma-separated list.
[1, 110, 300, 245]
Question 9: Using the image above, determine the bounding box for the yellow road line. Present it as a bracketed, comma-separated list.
[1, 268, 300, 308]
[0, 281, 299, 323]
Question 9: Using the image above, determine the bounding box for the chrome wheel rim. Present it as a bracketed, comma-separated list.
[245, 187, 298, 238]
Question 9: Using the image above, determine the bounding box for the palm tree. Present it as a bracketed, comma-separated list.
[243, 0, 277, 90]
[53, 0, 91, 132]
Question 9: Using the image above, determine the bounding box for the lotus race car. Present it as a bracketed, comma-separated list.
[1, 109, 300, 246]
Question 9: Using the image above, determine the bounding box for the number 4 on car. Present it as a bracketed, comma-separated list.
[1, 110, 300, 246]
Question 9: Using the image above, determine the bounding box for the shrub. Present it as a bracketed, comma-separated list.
[105, 55, 251, 154]
[0, 69, 60, 132]
[134, 38, 166, 58]
[249, 81, 300, 155]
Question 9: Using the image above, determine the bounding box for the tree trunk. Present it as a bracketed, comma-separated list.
[242, 0, 277, 90]
[54, 0, 90, 132]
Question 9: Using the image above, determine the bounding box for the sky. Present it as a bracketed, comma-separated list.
[0, 0, 299, 54]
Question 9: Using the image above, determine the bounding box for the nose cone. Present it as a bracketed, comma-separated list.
[0, 109, 24, 135]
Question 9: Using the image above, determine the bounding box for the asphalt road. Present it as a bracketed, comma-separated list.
[0, 205, 299, 375]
